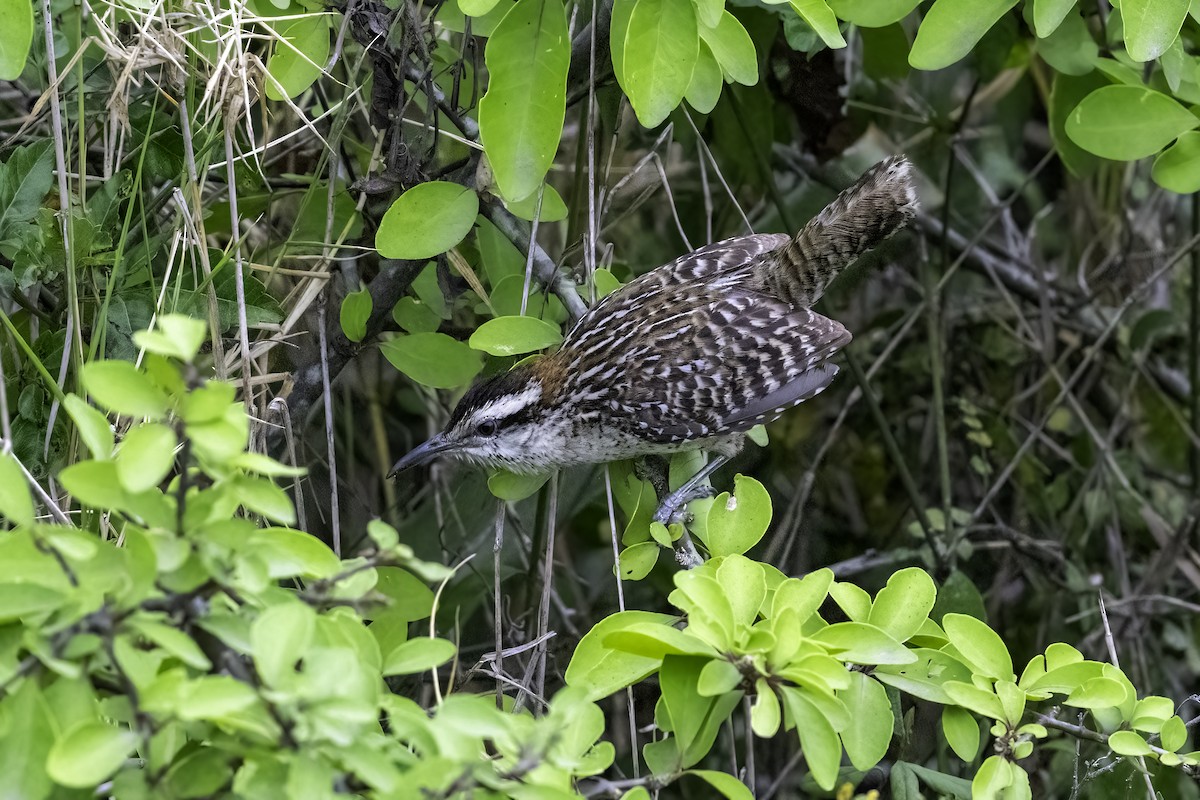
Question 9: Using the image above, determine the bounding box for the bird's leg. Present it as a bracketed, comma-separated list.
[653, 454, 728, 526]
[633, 455, 671, 501]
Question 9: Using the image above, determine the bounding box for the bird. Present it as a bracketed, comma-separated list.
[391, 155, 918, 531]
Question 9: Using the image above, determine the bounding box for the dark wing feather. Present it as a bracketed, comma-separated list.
[614, 287, 850, 443]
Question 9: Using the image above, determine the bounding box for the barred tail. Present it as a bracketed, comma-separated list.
[758, 155, 918, 309]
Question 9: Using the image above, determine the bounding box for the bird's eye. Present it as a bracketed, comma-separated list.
[477, 419, 498, 436]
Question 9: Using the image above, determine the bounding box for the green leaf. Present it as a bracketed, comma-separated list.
[610, 0, 635, 89]
[660, 655, 740, 766]
[0, 451, 33, 527]
[788, 0, 846, 48]
[340, 288, 372, 343]
[909, 0, 1019, 70]
[1066, 85, 1199, 160]
[686, 770, 754, 800]
[393, 296, 442, 333]
[605, 622, 717, 659]
[377, 182, 479, 260]
[942, 705, 981, 761]
[943, 613, 1013, 679]
[251, 602, 316, 687]
[1048, 71, 1106, 178]
[469, 315, 563, 356]
[131, 620, 212, 670]
[1122, 0, 1188, 61]
[487, 469, 551, 500]
[1034, 9, 1098, 76]
[461, 0, 502, 14]
[1153, 130, 1200, 192]
[972, 755, 1015, 800]
[622, 0, 699, 127]
[1032, 0, 1075, 35]
[0, 141, 53, 234]
[1065, 676, 1129, 708]
[83, 361, 169, 419]
[59, 460, 125, 509]
[62, 395, 113, 460]
[1109, 730, 1152, 756]
[249, 528, 341, 579]
[383, 637, 457, 676]
[811, 622, 917, 665]
[45, 721, 136, 788]
[115, 423, 176, 493]
[1160, 715, 1187, 752]
[478, 0, 569, 202]
[704, 475, 771, 557]
[779, 686, 841, 791]
[868, 567, 936, 643]
[232, 475, 296, 526]
[715, 555, 766, 626]
[699, 12, 758, 85]
[565, 611, 677, 700]
[265, 14, 330, 101]
[503, 180, 571, 222]
[0, 0, 33, 80]
[178, 676, 258, 720]
[943, 680, 1006, 721]
[830, 581, 873, 621]
[840, 672, 893, 770]
[381, 333, 484, 389]
[697, 659, 743, 696]
[826, 0, 921, 27]
[133, 314, 208, 362]
[618, 541, 660, 580]
[0, 583, 64, 622]
[771, 568, 833, 621]
[751, 679, 781, 736]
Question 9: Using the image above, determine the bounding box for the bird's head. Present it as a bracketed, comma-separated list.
[388, 362, 563, 476]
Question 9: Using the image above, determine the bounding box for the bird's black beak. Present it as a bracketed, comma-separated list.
[388, 433, 453, 478]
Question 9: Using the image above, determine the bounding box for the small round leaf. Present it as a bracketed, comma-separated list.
[377, 182, 479, 259]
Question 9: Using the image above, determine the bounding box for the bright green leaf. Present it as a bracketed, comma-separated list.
[133, 314, 208, 362]
[383, 637, 456, 676]
[812, 622, 916, 665]
[789, 0, 846, 48]
[265, 15, 330, 101]
[827, 0, 921, 27]
[1109, 730, 1152, 756]
[751, 679, 781, 737]
[704, 475, 771, 557]
[487, 469, 551, 500]
[618, 542, 660, 580]
[252, 602, 316, 687]
[1161, 715, 1188, 752]
[0, 0, 34, 80]
[943, 613, 1013, 679]
[1066, 85, 1199, 160]
[63, 395, 114, 460]
[697, 659, 743, 696]
[687, 769, 754, 800]
[565, 611, 677, 700]
[868, 567, 936, 642]
[909, 0, 1019, 70]
[1122, 0, 1188, 61]
[1153, 130, 1200, 192]
[840, 672, 894, 770]
[972, 755, 1015, 800]
[779, 687, 841, 791]
[942, 705, 982, 761]
[1032, 0, 1075, 35]
[45, 721, 136, 788]
[115, 423, 176, 493]
[381, 333, 484, 389]
[623, 0, 699, 127]
[699, 12, 758, 85]
[377, 182, 479, 260]
[83, 361, 169, 419]
[469, 315, 563, 356]
[0, 452, 33, 527]
[340, 288, 372, 343]
[478, 0, 569, 202]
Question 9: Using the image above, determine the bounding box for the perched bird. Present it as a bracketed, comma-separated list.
[391, 156, 918, 526]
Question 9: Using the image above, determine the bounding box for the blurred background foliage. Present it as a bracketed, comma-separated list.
[3, 0, 1200, 793]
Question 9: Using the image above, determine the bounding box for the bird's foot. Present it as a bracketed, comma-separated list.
[652, 484, 718, 526]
